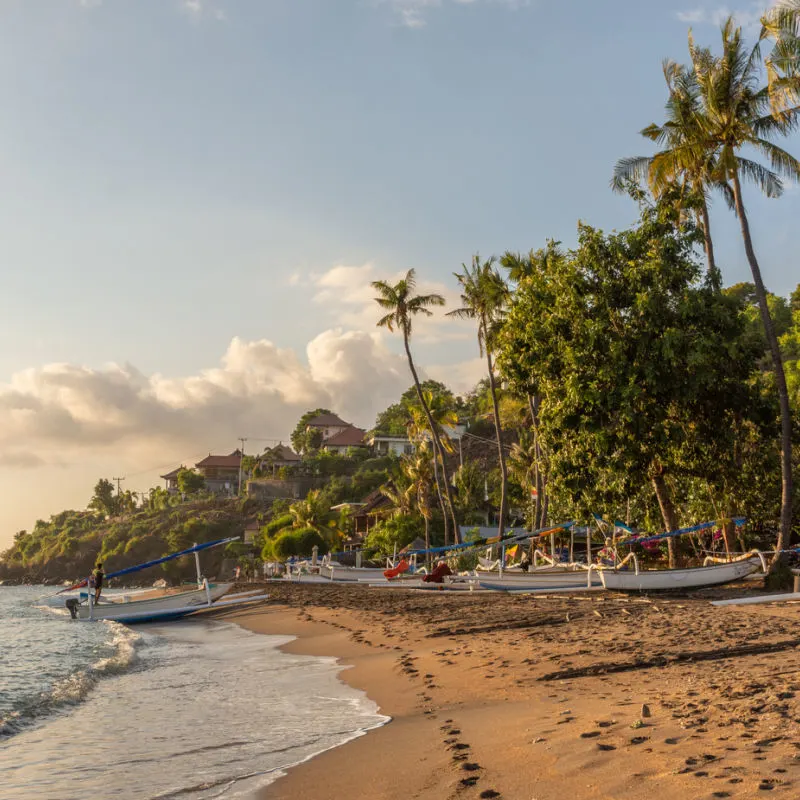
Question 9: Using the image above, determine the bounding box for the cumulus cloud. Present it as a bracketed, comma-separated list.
[374, 0, 530, 28]
[0, 331, 413, 471]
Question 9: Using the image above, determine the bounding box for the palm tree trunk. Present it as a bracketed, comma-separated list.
[430, 437, 449, 546]
[651, 470, 677, 569]
[698, 196, 721, 288]
[732, 170, 794, 563]
[423, 513, 431, 570]
[402, 332, 460, 542]
[486, 349, 507, 537]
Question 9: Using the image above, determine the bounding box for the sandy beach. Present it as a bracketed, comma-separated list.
[216, 582, 800, 799]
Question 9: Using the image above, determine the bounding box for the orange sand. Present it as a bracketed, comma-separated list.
[215, 583, 800, 799]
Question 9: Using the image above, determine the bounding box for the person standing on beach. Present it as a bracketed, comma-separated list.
[93, 562, 104, 603]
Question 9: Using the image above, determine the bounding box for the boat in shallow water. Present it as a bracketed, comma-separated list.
[60, 537, 269, 624]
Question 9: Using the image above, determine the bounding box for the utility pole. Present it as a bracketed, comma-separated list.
[113, 477, 125, 496]
[237, 438, 247, 495]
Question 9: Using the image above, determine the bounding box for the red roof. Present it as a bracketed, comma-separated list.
[160, 466, 183, 480]
[307, 413, 350, 428]
[196, 449, 242, 469]
[323, 426, 366, 447]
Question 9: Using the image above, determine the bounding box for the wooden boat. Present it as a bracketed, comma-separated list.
[66, 582, 235, 622]
[477, 570, 601, 592]
[595, 555, 763, 592]
[61, 537, 269, 624]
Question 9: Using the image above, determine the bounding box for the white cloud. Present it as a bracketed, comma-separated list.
[427, 356, 485, 395]
[675, 3, 778, 30]
[374, 0, 530, 28]
[179, 0, 228, 22]
[0, 331, 416, 471]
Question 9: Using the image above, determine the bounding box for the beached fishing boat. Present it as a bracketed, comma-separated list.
[595, 555, 764, 592]
[60, 537, 269, 624]
[477, 569, 602, 592]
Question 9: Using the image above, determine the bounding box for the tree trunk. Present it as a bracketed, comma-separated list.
[423, 513, 431, 570]
[486, 349, 507, 537]
[403, 332, 460, 542]
[732, 170, 794, 564]
[527, 393, 543, 529]
[430, 440, 449, 546]
[698, 196, 721, 288]
[651, 472, 677, 569]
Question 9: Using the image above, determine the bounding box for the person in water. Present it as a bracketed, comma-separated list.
[93, 562, 104, 603]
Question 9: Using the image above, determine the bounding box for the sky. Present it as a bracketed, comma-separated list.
[0, 0, 797, 548]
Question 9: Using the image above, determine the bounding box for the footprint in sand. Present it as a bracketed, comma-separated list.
[597, 744, 616, 752]
[580, 732, 601, 739]
[462, 763, 481, 772]
[460, 777, 479, 787]
[479, 791, 501, 798]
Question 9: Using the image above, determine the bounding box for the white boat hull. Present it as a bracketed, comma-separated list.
[598, 558, 761, 592]
[478, 572, 600, 591]
[73, 583, 232, 621]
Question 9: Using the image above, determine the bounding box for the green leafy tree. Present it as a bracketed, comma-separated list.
[177, 468, 206, 495]
[497, 197, 760, 567]
[89, 478, 119, 517]
[290, 408, 333, 454]
[372, 269, 460, 542]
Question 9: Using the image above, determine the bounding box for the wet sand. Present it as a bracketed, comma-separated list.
[220, 582, 800, 799]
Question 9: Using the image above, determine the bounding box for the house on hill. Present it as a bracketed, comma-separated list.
[322, 426, 367, 455]
[366, 433, 414, 457]
[195, 449, 242, 495]
[160, 466, 185, 493]
[305, 412, 353, 441]
[257, 443, 301, 476]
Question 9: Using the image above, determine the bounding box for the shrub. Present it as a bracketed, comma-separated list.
[264, 514, 293, 537]
[273, 532, 299, 560]
[293, 527, 327, 557]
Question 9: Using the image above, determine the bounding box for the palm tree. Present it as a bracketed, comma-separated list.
[686, 18, 800, 558]
[372, 270, 460, 541]
[448, 255, 510, 536]
[402, 446, 436, 561]
[612, 60, 730, 283]
[407, 393, 459, 545]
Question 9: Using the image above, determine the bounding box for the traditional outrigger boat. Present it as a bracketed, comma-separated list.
[591, 519, 767, 592]
[59, 537, 269, 624]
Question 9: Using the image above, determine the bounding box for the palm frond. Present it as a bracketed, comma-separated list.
[736, 156, 784, 197]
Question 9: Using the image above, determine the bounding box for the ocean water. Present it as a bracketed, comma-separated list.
[0, 586, 388, 800]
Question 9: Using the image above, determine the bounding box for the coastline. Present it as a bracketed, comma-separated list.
[222, 583, 800, 799]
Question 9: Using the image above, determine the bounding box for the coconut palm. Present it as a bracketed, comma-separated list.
[448, 255, 510, 536]
[407, 393, 459, 545]
[612, 60, 730, 283]
[686, 18, 800, 557]
[372, 270, 460, 541]
[402, 445, 436, 560]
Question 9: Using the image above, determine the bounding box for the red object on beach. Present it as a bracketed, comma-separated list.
[422, 563, 453, 584]
[383, 559, 410, 579]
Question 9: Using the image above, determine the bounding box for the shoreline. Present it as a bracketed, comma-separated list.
[221, 583, 800, 799]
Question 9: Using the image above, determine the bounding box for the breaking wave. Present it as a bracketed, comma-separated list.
[0, 622, 142, 738]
